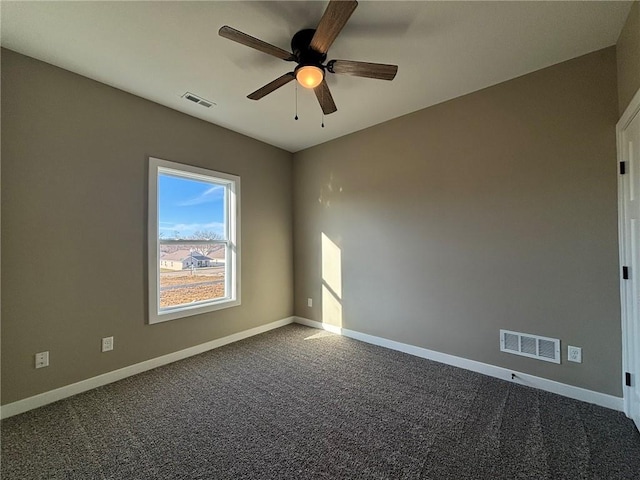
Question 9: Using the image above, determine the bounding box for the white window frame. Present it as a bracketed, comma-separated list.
[148, 157, 240, 324]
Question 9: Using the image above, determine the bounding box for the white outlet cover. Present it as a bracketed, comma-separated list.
[568, 345, 582, 363]
[307, 298, 313, 307]
[102, 336, 114, 352]
[35, 351, 49, 368]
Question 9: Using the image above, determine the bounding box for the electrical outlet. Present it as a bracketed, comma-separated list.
[102, 336, 114, 352]
[35, 351, 49, 369]
[307, 298, 313, 307]
[568, 345, 582, 363]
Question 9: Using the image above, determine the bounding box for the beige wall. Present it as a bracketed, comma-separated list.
[1, 49, 293, 404]
[293, 47, 622, 396]
[1, 43, 625, 404]
[618, 1, 640, 115]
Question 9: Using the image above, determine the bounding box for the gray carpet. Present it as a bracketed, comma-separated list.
[2, 324, 640, 479]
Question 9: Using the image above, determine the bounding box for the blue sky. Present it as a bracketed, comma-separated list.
[158, 173, 225, 239]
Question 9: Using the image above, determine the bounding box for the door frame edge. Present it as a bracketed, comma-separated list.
[617, 86, 640, 422]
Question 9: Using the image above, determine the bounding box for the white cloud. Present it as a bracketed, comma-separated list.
[178, 185, 224, 206]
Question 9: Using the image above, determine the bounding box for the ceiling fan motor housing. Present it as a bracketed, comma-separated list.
[291, 29, 326, 69]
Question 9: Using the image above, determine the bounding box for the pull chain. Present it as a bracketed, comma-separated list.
[321, 85, 325, 128]
[294, 82, 299, 121]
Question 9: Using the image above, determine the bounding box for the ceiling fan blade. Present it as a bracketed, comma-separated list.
[219, 26, 294, 61]
[310, 0, 358, 55]
[314, 80, 337, 115]
[247, 73, 295, 100]
[328, 60, 398, 80]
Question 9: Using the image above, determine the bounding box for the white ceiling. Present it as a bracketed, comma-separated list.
[1, 1, 632, 153]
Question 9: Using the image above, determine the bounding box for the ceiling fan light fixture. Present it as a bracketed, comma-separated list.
[296, 65, 324, 89]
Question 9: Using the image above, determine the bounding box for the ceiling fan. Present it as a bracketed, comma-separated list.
[219, 0, 398, 115]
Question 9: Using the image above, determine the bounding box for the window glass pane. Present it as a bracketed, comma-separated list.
[158, 172, 226, 241]
[159, 242, 227, 310]
[158, 171, 228, 311]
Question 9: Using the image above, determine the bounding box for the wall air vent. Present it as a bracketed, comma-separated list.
[182, 92, 215, 108]
[500, 329, 560, 364]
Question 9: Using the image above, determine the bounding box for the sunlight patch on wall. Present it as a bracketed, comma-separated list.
[321, 232, 342, 328]
[322, 233, 342, 297]
[322, 284, 343, 328]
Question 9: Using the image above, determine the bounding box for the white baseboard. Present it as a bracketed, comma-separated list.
[0, 317, 296, 419]
[3, 316, 623, 419]
[294, 317, 624, 412]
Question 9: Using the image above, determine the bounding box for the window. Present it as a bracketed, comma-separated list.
[148, 157, 240, 324]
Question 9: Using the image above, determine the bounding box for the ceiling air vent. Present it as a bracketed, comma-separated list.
[182, 92, 215, 108]
[500, 329, 560, 364]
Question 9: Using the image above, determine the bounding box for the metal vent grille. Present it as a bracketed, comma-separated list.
[182, 92, 215, 108]
[520, 336, 536, 355]
[504, 333, 519, 351]
[538, 339, 556, 359]
[500, 329, 560, 364]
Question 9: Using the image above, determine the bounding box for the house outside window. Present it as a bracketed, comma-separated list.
[148, 157, 240, 324]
